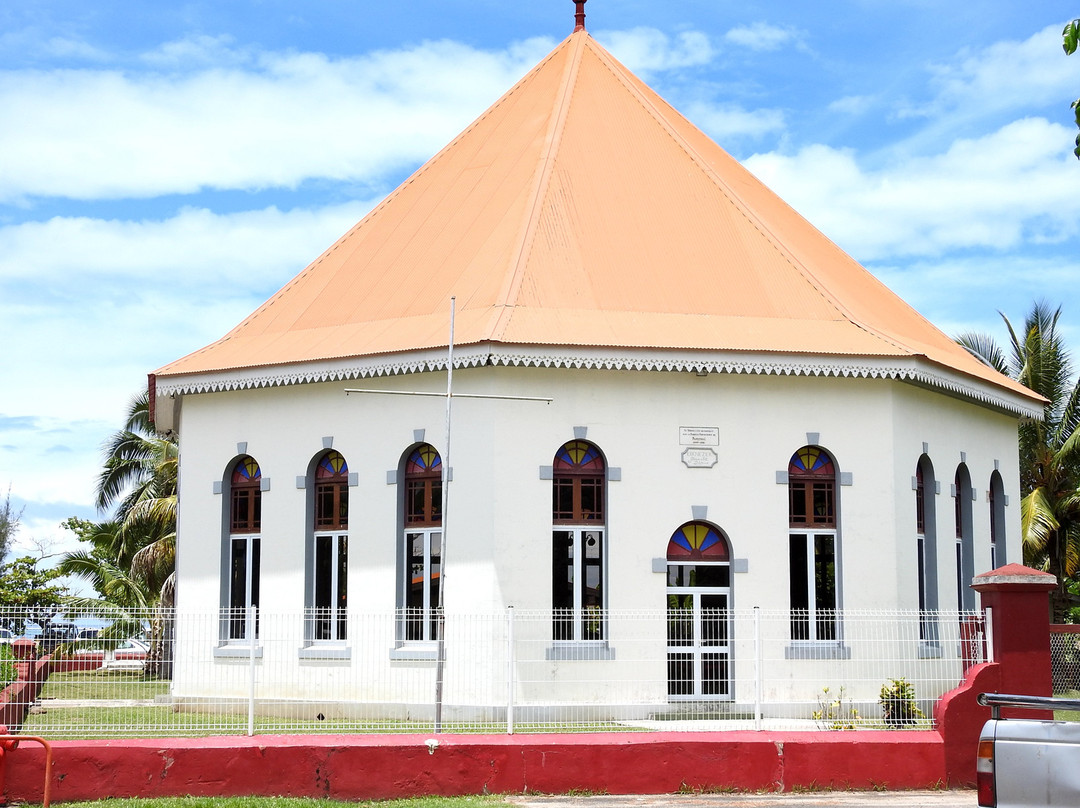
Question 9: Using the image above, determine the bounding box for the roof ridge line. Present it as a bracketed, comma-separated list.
[189, 38, 575, 348]
[584, 38, 915, 358]
[486, 31, 588, 340]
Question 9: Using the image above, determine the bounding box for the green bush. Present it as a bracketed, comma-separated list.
[880, 677, 925, 727]
[0, 644, 15, 692]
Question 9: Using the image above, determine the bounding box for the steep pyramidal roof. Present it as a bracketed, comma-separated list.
[154, 25, 1038, 407]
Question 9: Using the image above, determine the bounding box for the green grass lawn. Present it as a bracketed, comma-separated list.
[38, 670, 171, 701]
[22, 696, 639, 738]
[1054, 689, 1080, 721]
[59, 798, 507, 808]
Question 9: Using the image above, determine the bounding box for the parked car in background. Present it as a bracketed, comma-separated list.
[0, 628, 14, 644]
[74, 637, 149, 670]
[111, 638, 149, 666]
[38, 621, 77, 652]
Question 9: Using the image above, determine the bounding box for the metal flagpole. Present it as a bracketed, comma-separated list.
[433, 297, 455, 733]
[344, 298, 552, 734]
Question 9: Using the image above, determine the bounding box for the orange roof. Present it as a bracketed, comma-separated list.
[154, 28, 1040, 407]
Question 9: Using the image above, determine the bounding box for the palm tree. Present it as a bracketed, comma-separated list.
[57, 520, 162, 609]
[59, 390, 178, 675]
[93, 390, 178, 606]
[957, 301, 1080, 620]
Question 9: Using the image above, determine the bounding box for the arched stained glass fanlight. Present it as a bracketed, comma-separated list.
[407, 444, 441, 474]
[789, 446, 834, 476]
[232, 456, 261, 484]
[317, 450, 348, 478]
[554, 440, 604, 472]
[666, 522, 729, 561]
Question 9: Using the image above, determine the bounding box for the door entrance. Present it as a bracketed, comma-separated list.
[665, 522, 732, 700]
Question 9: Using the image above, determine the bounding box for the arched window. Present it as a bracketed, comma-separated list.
[916, 455, 939, 643]
[402, 444, 442, 642]
[666, 522, 731, 699]
[552, 440, 605, 641]
[311, 451, 348, 642]
[989, 471, 1006, 567]
[954, 465, 975, 611]
[227, 455, 261, 641]
[787, 446, 838, 642]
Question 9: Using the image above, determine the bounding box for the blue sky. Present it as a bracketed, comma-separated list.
[1, 0, 1079, 571]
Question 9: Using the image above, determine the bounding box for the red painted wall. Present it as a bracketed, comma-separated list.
[935, 661, 1000, 785]
[0, 731, 947, 803]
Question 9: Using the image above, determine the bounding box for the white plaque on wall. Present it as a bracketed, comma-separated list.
[681, 447, 718, 468]
[679, 426, 719, 446]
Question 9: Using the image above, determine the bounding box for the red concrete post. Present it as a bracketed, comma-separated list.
[937, 563, 1056, 785]
[11, 640, 36, 682]
[972, 563, 1056, 704]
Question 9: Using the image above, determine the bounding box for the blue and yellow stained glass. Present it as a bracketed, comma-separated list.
[554, 440, 603, 471]
[407, 444, 441, 474]
[232, 456, 261, 484]
[667, 522, 728, 561]
[317, 450, 348, 478]
[789, 446, 833, 475]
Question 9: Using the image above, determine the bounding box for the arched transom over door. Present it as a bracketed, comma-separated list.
[666, 522, 732, 700]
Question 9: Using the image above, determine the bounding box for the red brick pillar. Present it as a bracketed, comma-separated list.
[972, 563, 1056, 703]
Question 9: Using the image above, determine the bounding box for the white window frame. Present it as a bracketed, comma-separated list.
[310, 531, 348, 644]
[666, 560, 731, 701]
[552, 526, 606, 643]
[401, 527, 442, 644]
[227, 532, 260, 643]
[788, 529, 838, 644]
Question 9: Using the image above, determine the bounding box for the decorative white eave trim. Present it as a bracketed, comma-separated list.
[153, 344, 1044, 420]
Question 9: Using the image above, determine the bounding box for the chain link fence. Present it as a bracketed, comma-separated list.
[1051, 625, 1080, 695]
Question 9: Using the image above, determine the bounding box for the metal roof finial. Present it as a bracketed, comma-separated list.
[573, 0, 587, 32]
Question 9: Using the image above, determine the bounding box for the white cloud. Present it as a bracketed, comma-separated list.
[870, 254, 1080, 340]
[0, 202, 375, 425]
[744, 117, 1080, 260]
[897, 24, 1076, 131]
[0, 202, 372, 282]
[684, 102, 785, 141]
[0, 29, 111, 65]
[933, 25, 1074, 111]
[43, 37, 111, 62]
[723, 22, 801, 52]
[827, 95, 876, 116]
[597, 28, 713, 73]
[0, 37, 553, 202]
[139, 34, 251, 69]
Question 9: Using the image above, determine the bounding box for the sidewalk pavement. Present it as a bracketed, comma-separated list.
[505, 790, 976, 807]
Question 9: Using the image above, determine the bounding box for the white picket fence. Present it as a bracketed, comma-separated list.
[4, 607, 987, 738]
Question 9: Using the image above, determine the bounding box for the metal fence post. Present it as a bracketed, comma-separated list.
[507, 606, 515, 734]
[753, 606, 762, 731]
[247, 605, 257, 736]
[984, 606, 994, 663]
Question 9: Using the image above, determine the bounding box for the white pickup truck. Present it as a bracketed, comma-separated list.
[977, 693, 1080, 807]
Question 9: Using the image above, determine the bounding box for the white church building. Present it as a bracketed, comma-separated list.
[151, 7, 1042, 718]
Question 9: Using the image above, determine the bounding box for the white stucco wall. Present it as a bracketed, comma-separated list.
[174, 365, 1022, 617]
[168, 364, 1020, 710]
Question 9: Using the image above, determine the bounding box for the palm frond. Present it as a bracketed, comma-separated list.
[1021, 486, 1060, 557]
[131, 535, 176, 591]
[955, 331, 1009, 375]
[1019, 301, 1071, 411]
